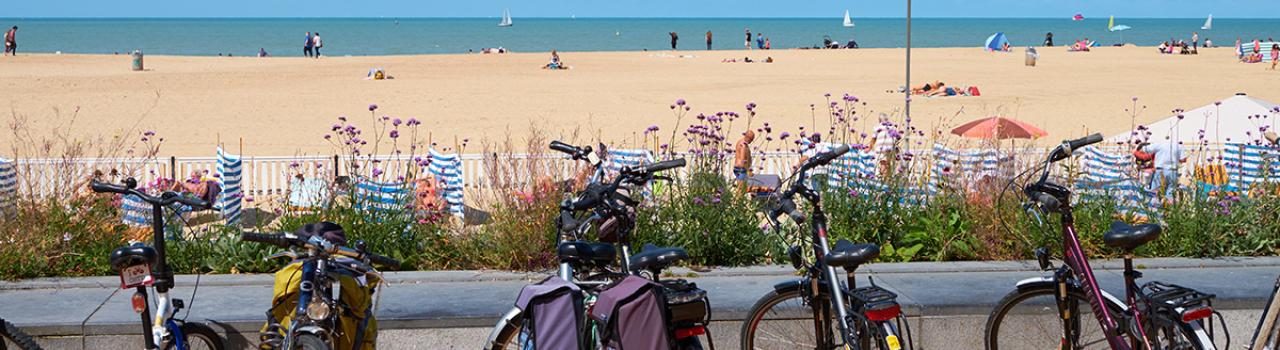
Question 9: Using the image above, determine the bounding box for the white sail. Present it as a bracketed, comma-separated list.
[843, 10, 855, 27]
[1201, 15, 1212, 30]
[498, 9, 513, 27]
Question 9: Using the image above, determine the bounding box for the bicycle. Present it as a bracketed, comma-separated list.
[984, 134, 1224, 350]
[486, 141, 711, 350]
[1250, 277, 1280, 350]
[240, 227, 401, 350]
[1, 317, 41, 350]
[739, 144, 913, 350]
[91, 178, 226, 350]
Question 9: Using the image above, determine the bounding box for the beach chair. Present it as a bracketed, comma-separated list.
[215, 147, 244, 226]
[352, 178, 413, 217]
[1223, 143, 1280, 196]
[287, 177, 331, 212]
[0, 158, 17, 215]
[1075, 146, 1158, 220]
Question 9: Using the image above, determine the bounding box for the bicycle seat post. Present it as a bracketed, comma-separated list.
[1123, 252, 1142, 305]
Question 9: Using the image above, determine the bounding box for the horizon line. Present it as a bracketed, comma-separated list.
[0, 16, 1257, 20]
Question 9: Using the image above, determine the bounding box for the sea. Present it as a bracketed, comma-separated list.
[0, 18, 1277, 56]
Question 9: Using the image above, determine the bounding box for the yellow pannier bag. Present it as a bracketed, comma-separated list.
[263, 261, 380, 350]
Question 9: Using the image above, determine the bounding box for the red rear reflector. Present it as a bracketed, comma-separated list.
[674, 326, 705, 339]
[1181, 307, 1213, 323]
[865, 304, 901, 322]
[131, 292, 148, 313]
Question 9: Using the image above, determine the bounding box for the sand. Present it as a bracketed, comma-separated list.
[1, 47, 1276, 157]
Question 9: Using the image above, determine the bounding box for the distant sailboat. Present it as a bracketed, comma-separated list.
[498, 9, 513, 27]
[843, 10, 855, 27]
[1201, 15, 1213, 30]
[1108, 15, 1131, 32]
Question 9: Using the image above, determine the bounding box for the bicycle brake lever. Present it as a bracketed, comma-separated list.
[266, 251, 299, 261]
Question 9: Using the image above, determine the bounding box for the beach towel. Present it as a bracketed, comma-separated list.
[215, 147, 244, 226]
[425, 148, 466, 217]
[0, 158, 16, 214]
[1074, 146, 1157, 219]
[1222, 143, 1280, 193]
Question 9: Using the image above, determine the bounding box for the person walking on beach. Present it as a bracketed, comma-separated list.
[745, 28, 752, 50]
[1191, 31, 1199, 54]
[303, 31, 313, 57]
[1272, 44, 1280, 70]
[705, 30, 713, 50]
[669, 31, 679, 50]
[4, 26, 16, 56]
[312, 32, 323, 58]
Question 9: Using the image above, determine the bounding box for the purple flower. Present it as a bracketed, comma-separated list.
[780, 132, 791, 139]
[371, 168, 384, 177]
[407, 118, 420, 126]
[338, 116, 347, 122]
[392, 118, 403, 126]
[676, 99, 686, 106]
[331, 123, 342, 131]
[1215, 101, 1222, 106]
[1131, 96, 1139, 102]
[692, 197, 704, 205]
[389, 130, 400, 138]
[143, 130, 156, 137]
[369, 104, 379, 111]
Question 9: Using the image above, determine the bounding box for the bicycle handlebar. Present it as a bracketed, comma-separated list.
[240, 232, 401, 268]
[1047, 133, 1103, 163]
[549, 141, 580, 155]
[91, 179, 212, 210]
[630, 158, 686, 175]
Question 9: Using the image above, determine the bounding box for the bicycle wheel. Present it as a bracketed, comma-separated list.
[163, 322, 224, 350]
[1144, 319, 1213, 350]
[740, 288, 869, 350]
[1, 319, 41, 350]
[985, 285, 1126, 350]
[293, 334, 330, 350]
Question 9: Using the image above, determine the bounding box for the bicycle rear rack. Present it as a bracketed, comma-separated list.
[1141, 281, 1216, 325]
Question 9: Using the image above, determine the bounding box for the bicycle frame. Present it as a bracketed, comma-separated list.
[1052, 210, 1145, 350]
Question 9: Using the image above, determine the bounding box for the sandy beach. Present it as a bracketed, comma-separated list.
[1, 46, 1276, 156]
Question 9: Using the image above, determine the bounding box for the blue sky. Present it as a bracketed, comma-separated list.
[1, 0, 1273, 18]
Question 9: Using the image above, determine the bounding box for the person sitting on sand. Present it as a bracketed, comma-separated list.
[911, 81, 944, 95]
[1001, 42, 1011, 52]
[258, 48, 269, 57]
[543, 50, 568, 69]
[1158, 41, 1169, 54]
[1244, 47, 1263, 63]
[764, 56, 773, 63]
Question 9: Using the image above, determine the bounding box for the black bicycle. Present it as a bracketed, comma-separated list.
[739, 144, 914, 350]
[91, 178, 225, 350]
[1, 317, 41, 350]
[486, 141, 711, 350]
[241, 228, 400, 350]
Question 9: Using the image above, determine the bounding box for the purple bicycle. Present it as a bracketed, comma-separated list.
[984, 134, 1224, 350]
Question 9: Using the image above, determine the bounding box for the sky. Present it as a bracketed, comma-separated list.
[0, 0, 1274, 19]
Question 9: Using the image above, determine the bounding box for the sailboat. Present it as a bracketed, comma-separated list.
[1201, 15, 1213, 30]
[843, 10, 855, 27]
[498, 9, 513, 27]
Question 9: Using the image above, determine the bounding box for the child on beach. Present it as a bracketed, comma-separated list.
[4, 26, 16, 56]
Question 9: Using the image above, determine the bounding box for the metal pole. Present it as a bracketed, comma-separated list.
[905, 0, 912, 121]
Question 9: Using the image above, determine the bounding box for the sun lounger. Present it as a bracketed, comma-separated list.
[426, 148, 468, 218]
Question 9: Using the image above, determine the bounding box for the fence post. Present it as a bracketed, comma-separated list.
[333, 155, 340, 179]
[169, 156, 177, 180]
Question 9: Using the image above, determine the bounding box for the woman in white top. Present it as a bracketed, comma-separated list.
[312, 33, 323, 58]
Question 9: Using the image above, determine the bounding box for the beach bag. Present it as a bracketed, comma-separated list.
[514, 276, 585, 350]
[263, 261, 379, 350]
[590, 275, 671, 350]
[968, 86, 981, 96]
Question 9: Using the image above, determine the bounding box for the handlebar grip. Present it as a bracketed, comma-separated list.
[365, 253, 400, 268]
[549, 141, 579, 155]
[165, 192, 211, 210]
[1069, 133, 1104, 151]
[90, 181, 130, 195]
[815, 145, 852, 164]
[770, 197, 806, 225]
[637, 159, 686, 174]
[241, 232, 294, 249]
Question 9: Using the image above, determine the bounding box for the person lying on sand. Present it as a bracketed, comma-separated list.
[365, 68, 393, 80]
[1069, 40, 1090, 52]
[910, 81, 944, 94]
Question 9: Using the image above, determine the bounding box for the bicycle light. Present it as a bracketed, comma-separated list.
[787, 245, 804, 270]
[306, 299, 331, 320]
[131, 291, 147, 313]
[1181, 306, 1213, 323]
[864, 304, 901, 322]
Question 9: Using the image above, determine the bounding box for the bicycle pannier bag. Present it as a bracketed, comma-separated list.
[515, 275, 584, 350]
[590, 275, 670, 350]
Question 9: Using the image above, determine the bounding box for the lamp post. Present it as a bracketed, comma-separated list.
[905, 0, 912, 121]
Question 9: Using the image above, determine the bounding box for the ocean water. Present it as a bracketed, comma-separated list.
[0, 18, 1277, 56]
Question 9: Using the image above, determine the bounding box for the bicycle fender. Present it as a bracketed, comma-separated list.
[772, 278, 829, 296]
[484, 307, 524, 349]
[1014, 276, 1080, 293]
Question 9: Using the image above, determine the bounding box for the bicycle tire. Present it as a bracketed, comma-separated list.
[740, 288, 871, 350]
[293, 334, 330, 350]
[485, 308, 524, 350]
[0, 319, 41, 350]
[164, 322, 225, 350]
[985, 285, 1127, 350]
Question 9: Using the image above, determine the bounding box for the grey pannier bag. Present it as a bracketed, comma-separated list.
[515, 276, 585, 350]
[590, 275, 671, 350]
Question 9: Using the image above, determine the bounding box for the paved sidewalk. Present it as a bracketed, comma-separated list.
[3, 257, 1279, 349]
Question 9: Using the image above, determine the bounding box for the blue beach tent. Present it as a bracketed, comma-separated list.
[985, 32, 1010, 51]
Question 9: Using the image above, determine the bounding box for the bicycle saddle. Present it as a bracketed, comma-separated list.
[1103, 221, 1162, 251]
[825, 239, 880, 269]
[557, 241, 617, 266]
[110, 244, 158, 272]
[628, 244, 689, 272]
